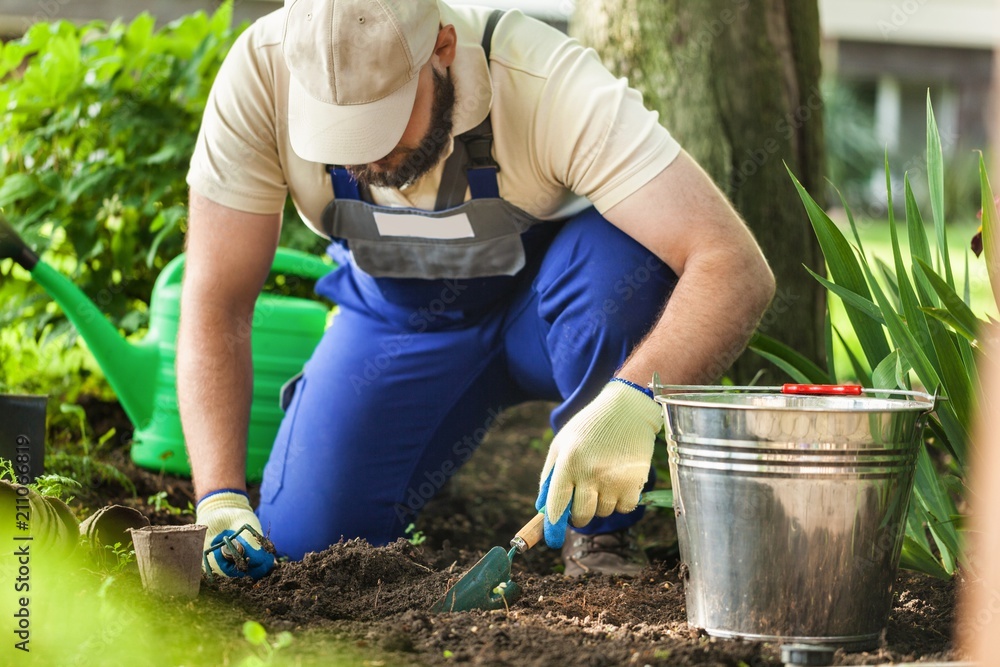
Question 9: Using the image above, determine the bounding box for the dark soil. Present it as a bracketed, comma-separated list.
[77, 400, 966, 666]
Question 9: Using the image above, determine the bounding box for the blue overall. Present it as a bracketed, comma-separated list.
[255, 14, 677, 560]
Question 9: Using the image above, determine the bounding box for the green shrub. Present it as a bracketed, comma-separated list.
[752, 93, 997, 579]
[0, 5, 243, 340]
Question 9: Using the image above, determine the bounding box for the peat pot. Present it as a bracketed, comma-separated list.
[130, 524, 207, 599]
[654, 384, 936, 650]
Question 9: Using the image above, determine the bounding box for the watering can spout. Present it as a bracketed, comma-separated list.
[1, 216, 159, 429]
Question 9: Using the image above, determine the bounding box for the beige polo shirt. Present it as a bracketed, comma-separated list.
[186, 3, 681, 235]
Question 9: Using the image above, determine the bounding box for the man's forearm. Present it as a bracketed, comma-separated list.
[177, 301, 255, 500]
[617, 248, 774, 388]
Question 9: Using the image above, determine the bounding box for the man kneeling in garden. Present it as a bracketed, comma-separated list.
[180, 0, 774, 579]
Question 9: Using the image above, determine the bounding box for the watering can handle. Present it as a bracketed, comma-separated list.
[782, 383, 863, 396]
[0, 214, 40, 270]
[154, 247, 335, 291]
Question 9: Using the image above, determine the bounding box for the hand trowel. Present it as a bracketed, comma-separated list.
[429, 512, 546, 613]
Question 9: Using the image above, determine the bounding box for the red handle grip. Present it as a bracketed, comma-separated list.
[781, 383, 863, 396]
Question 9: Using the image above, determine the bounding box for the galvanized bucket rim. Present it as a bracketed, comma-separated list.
[652, 384, 936, 413]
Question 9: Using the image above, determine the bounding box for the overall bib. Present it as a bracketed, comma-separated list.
[256, 11, 677, 559]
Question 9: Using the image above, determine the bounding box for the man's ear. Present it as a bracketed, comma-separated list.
[432, 25, 457, 69]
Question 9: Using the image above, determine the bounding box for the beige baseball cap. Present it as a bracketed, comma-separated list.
[282, 0, 441, 165]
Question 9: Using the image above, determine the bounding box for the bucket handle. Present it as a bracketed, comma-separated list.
[153, 247, 335, 293]
[781, 383, 862, 396]
[651, 382, 939, 405]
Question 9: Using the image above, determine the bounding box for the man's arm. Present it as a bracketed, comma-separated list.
[536, 149, 774, 541]
[604, 149, 775, 385]
[178, 191, 281, 499]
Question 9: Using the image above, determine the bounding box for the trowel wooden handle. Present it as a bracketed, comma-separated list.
[510, 512, 546, 553]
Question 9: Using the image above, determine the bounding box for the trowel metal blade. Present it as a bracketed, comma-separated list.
[430, 546, 521, 613]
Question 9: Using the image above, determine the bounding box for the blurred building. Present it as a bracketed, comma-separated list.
[819, 0, 1000, 193]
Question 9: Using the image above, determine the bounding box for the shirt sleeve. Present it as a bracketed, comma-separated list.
[186, 27, 288, 214]
[526, 38, 681, 214]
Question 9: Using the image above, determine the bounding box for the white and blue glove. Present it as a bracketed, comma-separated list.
[535, 379, 661, 548]
[197, 490, 276, 579]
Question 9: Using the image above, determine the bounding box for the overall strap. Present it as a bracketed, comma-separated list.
[434, 9, 504, 208]
[327, 165, 361, 200]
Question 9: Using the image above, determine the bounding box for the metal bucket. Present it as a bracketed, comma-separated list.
[654, 384, 935, 650]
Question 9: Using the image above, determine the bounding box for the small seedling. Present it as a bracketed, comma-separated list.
[104, 541, 136, 574]
[529, 427, 554, 453]
[147, 491, 193, 516]
[492, 581, 510, 613]
[0, 458, 83, 504]
[32, 474, 83, 503]
[404, 522, 427, 546]
[0, 457, 15, 481]
[239, 620, 293, 666]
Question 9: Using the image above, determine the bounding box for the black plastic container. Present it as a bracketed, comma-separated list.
[0, 394, 47, 483]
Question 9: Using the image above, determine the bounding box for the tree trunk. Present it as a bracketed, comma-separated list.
[573, 0, 828, 383]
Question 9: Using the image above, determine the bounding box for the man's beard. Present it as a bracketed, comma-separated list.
[347, 68, 456, 190]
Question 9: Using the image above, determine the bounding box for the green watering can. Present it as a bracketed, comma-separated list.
[0, 215, 334, 480]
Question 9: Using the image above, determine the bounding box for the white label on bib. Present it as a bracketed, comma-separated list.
[373, 211, 475, 240]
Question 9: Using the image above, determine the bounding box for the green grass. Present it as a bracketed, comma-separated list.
[828, 218, 995, 382]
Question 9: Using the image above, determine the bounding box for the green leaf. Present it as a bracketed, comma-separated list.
[980, 153, 999, 309]
[861, 248, 942, 397]
[924, 319, 973, 428]
[124, 13, 156, 51]
[797, 171, 891, 369]
[0, 174, 40, 208]
[919, 307, 978, 342]
[899, 535, 952, 580]
[874, 257, 900, 309]
[871, 351, 899, 390]
[884, 149, 896, 228]
[242, 620, 267, 646]
[209, 0, 235, 37]
[640, 489, 673, 509]
[824, 308, 836, 380]
[926, 93, 953, 287]
[748, 332, 831, 384]
[912, 445, 961, 572]
[888, 199, 939, 381]
[803, 266, 884, 324]
[903, 175, 933, 292]
[913, 259, 981, 343]
[272, 631, 293, 650]
[834, 326, 872, 386]
[59, 402, 87, 421]
[963, 250, 971, 306]
[894, 347, 910, 390]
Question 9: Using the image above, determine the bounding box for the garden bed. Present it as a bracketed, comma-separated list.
[75, 400, 963, 666]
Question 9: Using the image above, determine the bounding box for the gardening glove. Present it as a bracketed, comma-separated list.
[535, 379, 660, 549]
[197, 490, 276, 579]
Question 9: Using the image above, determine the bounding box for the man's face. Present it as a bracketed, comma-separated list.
[347, 65, 456, 190]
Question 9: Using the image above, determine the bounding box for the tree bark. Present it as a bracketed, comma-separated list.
[574, 0, 828, 383]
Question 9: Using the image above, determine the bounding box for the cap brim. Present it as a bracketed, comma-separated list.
[287, 73, 419, 166]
